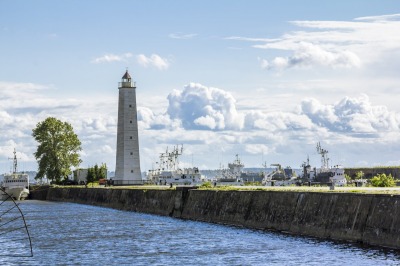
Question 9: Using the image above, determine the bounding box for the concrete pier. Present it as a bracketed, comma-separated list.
[30, 187, 400, 250]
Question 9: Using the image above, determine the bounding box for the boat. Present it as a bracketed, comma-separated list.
[214, 154, 245, 186]
[1, 149, 30, 201]
[301, 142, 347, 186]
[147, 145, 205, 186]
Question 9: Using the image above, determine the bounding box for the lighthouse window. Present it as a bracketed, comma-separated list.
[130, 136, 132, 139]
[129, 104, 132, 108]
[130, 120, 132, 123]
[131, 170, 133, 173]
[130, 152, 133, 155]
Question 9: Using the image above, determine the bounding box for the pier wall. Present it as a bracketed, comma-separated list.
[30, 187, 400, 249]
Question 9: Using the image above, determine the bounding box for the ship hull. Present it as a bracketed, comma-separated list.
[1, 187, 29, 201]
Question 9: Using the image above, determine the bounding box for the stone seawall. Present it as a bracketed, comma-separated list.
[30, 187, 400, 249]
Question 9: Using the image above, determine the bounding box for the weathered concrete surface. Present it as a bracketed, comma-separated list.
[30, 187, 400, 249]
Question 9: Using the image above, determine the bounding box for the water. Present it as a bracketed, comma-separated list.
[1, 200, 399, 265]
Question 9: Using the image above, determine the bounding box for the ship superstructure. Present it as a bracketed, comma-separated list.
[1, 149, 29, 201]
[147, 145, 205, 186]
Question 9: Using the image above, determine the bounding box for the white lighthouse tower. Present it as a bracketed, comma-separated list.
[114, 70, 142, 185]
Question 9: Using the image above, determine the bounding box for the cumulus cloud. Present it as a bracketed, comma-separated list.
[137, 54, 170, 70]
[91, 53, 132, 63]
[137, 107, 180, 130]
[166, 83, 244, 130]
[137, 83, 400, 138]
[300, 95, 400, 133]
[3, 79, 400, 172]
[0, 81, 119, 172]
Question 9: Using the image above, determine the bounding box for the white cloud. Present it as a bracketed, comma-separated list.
[168, 33, 197, 39]
[137, 54, 170, 70]
[231, 13, 400, 71]
[0, 81, 120, 173]
[355, 14, 400, 21]
[137, 106, 180, 130]
[260, 42, 361, 70]
[245, 144, 273, 155]
[166, 83, 244, 130]
[91, 53, 133, 63]
[300, 95, 400, 133]
[2, 80, 400, 172]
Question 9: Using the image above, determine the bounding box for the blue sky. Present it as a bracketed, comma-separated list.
[1, 1, 400, 174]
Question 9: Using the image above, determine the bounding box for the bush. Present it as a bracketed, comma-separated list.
[199, 181, 213, 188]
[370, 173, 396, 187]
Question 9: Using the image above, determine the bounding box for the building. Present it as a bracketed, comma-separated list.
[73, 166, 108, 185]
[114, 70, 142, 185]
[73, 168, 88, 184]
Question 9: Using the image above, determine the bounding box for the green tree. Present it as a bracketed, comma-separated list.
[32, 117, 82, 183]
[86, 167, 95, 184]
[96, 163, 107, 180]
[86, 163, 107, 184]
[355, 171, 364, 179]
[370, 173, 396, 187]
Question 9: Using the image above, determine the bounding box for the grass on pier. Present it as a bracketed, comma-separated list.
[52, 184, 400, 195]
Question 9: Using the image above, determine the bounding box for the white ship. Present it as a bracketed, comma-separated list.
[1, 149, 30, 201]
[147, 145, 205, 186]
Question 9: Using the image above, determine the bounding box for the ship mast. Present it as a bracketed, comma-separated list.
[8, 148, 18, 174]
[316, 142, 329, 169]
[158, 145, 184, 171]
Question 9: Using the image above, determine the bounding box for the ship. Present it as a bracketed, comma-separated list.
[300, 142, 347, 186]
[147, 145, 205, 186]
[1, 149, 30, 201]
[214, 154, 246, 186]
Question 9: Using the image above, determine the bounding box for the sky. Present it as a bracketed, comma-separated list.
[1, 0, 400, 174]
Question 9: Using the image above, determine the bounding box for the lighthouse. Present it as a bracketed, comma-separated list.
[114, 70, 142, 185]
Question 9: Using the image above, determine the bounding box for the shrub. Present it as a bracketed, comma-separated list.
[370, 173, 396, 187]
[199, 181, 213, 188]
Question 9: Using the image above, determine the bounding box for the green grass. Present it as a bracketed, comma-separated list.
[51, 184, 400, 195]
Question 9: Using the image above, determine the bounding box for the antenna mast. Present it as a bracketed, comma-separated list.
[8, 148, 18, 174]
[316, 142, 329, 169]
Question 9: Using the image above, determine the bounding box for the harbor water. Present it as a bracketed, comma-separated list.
[1, 200, 400, 265]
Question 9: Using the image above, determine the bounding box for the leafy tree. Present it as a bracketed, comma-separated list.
[32, 117, 82, 183]
[370, 173, 396, 187]
[355, 171, 364, 179]
[86, 167, 95, 185]
[86, 163, 107, 184]
[96, 163, 107, 180]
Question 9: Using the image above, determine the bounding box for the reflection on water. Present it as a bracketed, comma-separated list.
[0, 200, 399, 265]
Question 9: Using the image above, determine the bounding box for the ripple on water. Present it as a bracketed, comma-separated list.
[0, 200, 398, 266]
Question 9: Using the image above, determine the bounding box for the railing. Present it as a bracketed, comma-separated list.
[118, 81, 136, 88]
